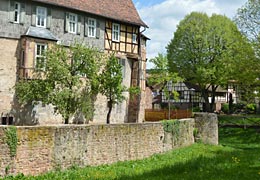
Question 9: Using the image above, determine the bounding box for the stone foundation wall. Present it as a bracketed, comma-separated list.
[0, 116, 218, 176]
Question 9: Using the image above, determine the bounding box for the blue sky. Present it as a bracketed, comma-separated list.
[133, 0, 248, 68]
[133, 0, 165, 7]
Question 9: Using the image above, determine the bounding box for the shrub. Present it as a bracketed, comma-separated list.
[221, 103, 229, 114]
[246, 103, 256, 114]
[192, 106, 200, 112]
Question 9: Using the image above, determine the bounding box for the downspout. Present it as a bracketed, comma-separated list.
[136, 27, 146, 123]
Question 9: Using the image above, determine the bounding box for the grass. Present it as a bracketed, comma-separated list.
[218, 114, 260, 126]
[3, 125, 260, 179]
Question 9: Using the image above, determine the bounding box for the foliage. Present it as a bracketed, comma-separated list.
[161, 119, 181, 145]
[192, 106, 201, 112]
[99, 54, 126, 124]
[246, 103, 257, 113]
[148, 53, 182, 119]
[128, 86, 141, 100]
[4, 126, 18, 157]
[221, 103, 229, 114]
[234, 0, 260, 101]
[161, 119, 179, 133]
[193, 127, 199, 138]
[234, 0, 260, 56]
[148, 53, 182, 90]
[221, 102, 257, 114]
[167, 12, 258, 112]
[6, 127, 260, 180]
[15, 43, 103, 124]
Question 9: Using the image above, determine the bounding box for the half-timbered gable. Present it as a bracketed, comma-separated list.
[105, 21, 140, 56]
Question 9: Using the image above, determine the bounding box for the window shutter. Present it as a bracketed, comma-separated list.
[96, 20, 100, 39]
[46, 8, 52, 29]
[31, 5, 36, 26]
[64, 12, 69, 32]
[77, 15, 81, 35]
[20, 3, 25, 24]
[84, 17, 88, 37]
[9, 0, 15, 22]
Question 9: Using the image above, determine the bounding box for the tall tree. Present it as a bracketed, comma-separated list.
[15, 43, 103, 124]
[99, 54, 126, 124]
[234, 0, 260, 43]
[234, 0, 260, 102]
[167, 12, 257, 112]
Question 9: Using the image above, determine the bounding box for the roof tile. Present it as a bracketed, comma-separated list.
[33, 0, 148, 27]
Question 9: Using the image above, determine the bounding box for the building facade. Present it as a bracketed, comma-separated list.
[0, 0, 148, 125]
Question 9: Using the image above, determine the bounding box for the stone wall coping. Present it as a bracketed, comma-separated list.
[0, 119, 195, 129]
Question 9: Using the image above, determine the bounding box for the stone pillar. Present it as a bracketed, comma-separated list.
[194, 113, 218, 145]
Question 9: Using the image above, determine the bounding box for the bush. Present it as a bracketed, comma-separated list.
[221, 103, 229, 114]
[246, 103, 256, 114]
[192, 106, 200, 112]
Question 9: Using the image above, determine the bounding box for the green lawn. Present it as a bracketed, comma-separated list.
[218, 114, 260, 126]
[4, 125, 260, 180]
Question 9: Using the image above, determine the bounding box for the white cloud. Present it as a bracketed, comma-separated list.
[136, 0, 247, 69]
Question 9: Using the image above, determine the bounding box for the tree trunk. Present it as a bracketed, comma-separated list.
[202, 89, 210, 112]
[210, 85, 217, 113]
[65, 117, 69, 124]
[229, 93, 233, 114]
[107, 100, 112, 124]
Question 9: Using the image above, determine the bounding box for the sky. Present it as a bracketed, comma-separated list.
[133, 0, 248, 69]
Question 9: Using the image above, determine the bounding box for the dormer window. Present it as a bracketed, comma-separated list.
[112, 23, 120, 42]
[36, 6, 47, 27]
[14, 2, 20, 23]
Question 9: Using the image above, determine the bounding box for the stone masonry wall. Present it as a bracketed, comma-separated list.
[0, 117, 218, 176]
[0, 38, 19, 116]
[194, 113, 218, 145]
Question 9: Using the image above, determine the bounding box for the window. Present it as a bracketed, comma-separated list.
[119, 59, 125, 78]
[112, 23, 120, 42]
[35, 44, 47, 71]
[1, 116, 14, 125]
[88, 18, 96, 37]
[20, 50, 25, 67]
[9, 1, 25, 24]
[36, 6, 47, 27]
[178, 91, 185, 99]
[68, 13, 77, 34]
[132, 34, 137, 44]
[14, 2, 20, 23]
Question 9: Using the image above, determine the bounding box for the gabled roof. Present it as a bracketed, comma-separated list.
[33, 0, 148, 27]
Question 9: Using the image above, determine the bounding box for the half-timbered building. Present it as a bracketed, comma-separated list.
[0, 0, 148, 124]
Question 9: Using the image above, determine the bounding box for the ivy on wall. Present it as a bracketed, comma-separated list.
[161, 120, 181, 145]
[4, 126, 18, 157]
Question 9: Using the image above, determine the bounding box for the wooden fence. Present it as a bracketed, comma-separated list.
[145, 109, 192, 122]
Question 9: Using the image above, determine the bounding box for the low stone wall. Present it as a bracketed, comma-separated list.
[0, 115, 218, 176]
[194, 113, 218, 145]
